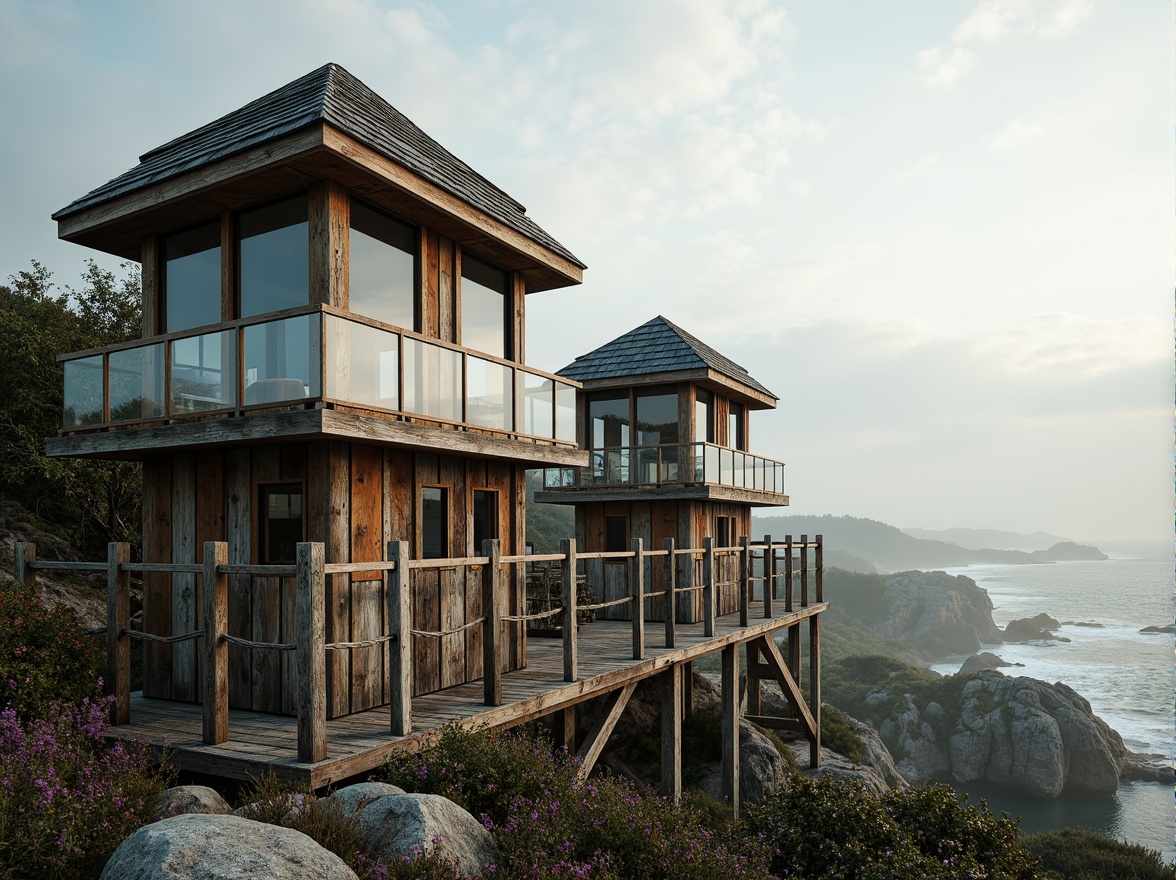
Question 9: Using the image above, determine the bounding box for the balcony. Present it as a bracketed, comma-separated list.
[53, 305, 582, 465]
[540, 442, 787, 505]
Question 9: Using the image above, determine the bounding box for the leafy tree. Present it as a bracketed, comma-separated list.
[0, 260, 143, 557]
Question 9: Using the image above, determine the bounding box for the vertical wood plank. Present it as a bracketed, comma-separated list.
[141, 235, 158, 336]
[277, 446, 303, 718]
[420, 230, 439, 338]
[387, 540, 412, 735]
[308, 181, 349, 309]
[738, 535, 750, 628]
[202, 541, 228, 745]
[219, 213, 233, 323]
[251, 447, 282, 714]
[325, 441, 351, 717]
[193, 450, 224, 704]
[438, 236, 454, 342]
[562, 537, 577, 682]
[630, 537, 644, 659]
[171, 453, 197, 702]
[296, 542, 327, 763]
[349, 444, 384, 711]
[107, 542, 131, 725]
[510, 272, 525, 363]
[721, 643, 740, 816]
[225, 448, 252, 710]
[660, 663, 682, 802]
[663, 537, 676, 648]
[703, 536, 715, 638]
[482, 538, 502, 706]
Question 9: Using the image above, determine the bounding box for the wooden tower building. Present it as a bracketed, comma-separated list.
[48, 64, 587, 719]
[535, 316, 789, 622]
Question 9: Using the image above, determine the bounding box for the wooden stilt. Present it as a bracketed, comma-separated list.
[295, 542, 327, 763]
[809, 614, 821, 768]
[721, 643, 740, 816]
[553, 706, 576, 752]
[660, 663, 682, 802]
[108, 542, 131, 726]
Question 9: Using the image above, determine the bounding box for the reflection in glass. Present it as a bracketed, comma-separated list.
[460, 254, 505, 357]
[239, 196, 308, 318]
[243, 314, 320, 405]
[325, 316, 399, 410]
[695, 388, 713, 443]
[164, 222, 221, 332]
[403, 337, 461, 421]
[636, 390, 678, 481]
[521, 373, 553, 438]
[467, 356, 512, 430]
[729, 401, 745, 450]
[63, 356, 104, 427]
[109, 344, 165, 422]
[349, 200, 415, 330]
[555, 382, 576, 443]
[421, 487, 448, 559]
[703, 444, 719, 483]
[172, 330, 236, 413]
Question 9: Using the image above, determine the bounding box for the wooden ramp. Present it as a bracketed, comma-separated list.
[110, 604, 825, 788]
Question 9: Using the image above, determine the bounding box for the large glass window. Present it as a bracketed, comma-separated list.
[164, 221, 221, 332]
[636, 389, 678, 483]
[460, 254, 506, 357]
[421, 487, 448, 559]
[729, 401, 745, 450]
[589, 393, 629, 483]
[349, 200, 416, 330]
[472, 490, 498, 553]
[239, 195, 308, 318]
[695, 388, 713, 443]
[259, 483, 303, 565]
[172, 330, 236, 414]
[243, 313, 321, 405]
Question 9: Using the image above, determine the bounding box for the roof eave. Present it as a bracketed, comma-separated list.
[569, 368, 777, 408]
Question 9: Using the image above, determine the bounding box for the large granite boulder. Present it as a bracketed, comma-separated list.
[699, 719, 790, 803]
[326, 782, 406, 819]
[875, 571, 1004, 658]
[154, 786, 232, 820]
[100, 814, 357, 879]
[958, 652, 1015, 675]
[355, 793, 496, 879]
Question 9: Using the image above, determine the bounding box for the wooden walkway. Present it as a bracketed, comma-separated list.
[109, 603, 826, 787]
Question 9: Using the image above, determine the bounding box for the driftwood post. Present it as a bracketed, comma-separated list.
[107, 542, 131, 726]
[562, 537, 577, 682]
[201, 541, 228, 744]
[387, 540, 412, 735]
[703, 537, 715, 638]
[13, 541, 35, 589]
[630, 537, 644, 660]
[296, 542, 326, 763]
[663, 537, 676, 648]
[482, 538, 502, 706]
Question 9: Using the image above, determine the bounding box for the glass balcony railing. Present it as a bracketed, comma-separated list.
[543, 442, 785, 494]
[58, 305, 579, 446]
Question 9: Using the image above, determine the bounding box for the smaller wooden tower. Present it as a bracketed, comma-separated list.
[535, 316, 787, 622]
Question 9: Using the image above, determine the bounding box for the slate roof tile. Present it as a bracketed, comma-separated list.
[558, 316, 776, 399]
[53, 63, 583, 269]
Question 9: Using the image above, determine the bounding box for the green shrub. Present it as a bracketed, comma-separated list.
[745, 775, 1043, 880]
[0, 694, 171, 879]
[821, 705, 866, 762]
[0, 581, 102, 720]
[1023, 827, 1176, 880]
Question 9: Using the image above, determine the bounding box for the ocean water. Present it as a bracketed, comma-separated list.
[927, 548, 1174, 860]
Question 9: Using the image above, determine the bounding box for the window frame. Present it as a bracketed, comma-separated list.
[256, 480, 306, 565]
[420, 485, 450, 560]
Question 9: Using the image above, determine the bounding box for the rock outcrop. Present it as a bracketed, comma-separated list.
[326, 781, 406, 819]
[699, 719, 791, 803]
[154, 786, 232, 820]
[356, 793, 496, 879]
[874, 571, 1004, 658]
[101, 814, 358, 880]
[958, 652, 1016, 675]
[1002, 613, 1068, 643]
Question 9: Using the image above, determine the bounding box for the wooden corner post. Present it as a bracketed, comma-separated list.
[482, 538, 503, 706]
[201, 541, 228, 744]
[663, 537, 676, 648]
[738, 535, 750, 627]
[13, 541, 35, 589]
[562, 538, 577, 682]
[762, 535, 773, 619]
[815, 534, 824, 602]
[107, 542, 131, 726]
[296, 542, 327, 763]
[703, 536, 715, 638]
[630, 537, 644, 660]
[388, 540, 412, 735]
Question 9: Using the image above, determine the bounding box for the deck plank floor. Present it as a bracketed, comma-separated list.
[110, 604, 825, 787]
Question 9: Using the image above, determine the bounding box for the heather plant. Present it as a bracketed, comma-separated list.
[0, 693, 171, 879]
[0, 581, 102, 720]
[382, 725, 772, 880]
[1022, 828, 1176, 880]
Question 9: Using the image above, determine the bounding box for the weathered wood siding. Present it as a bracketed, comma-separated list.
[140, 443, 525, 716]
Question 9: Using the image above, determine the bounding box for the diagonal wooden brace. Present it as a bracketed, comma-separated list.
[755, 634, 817, 743]
[575, 681, 637, 783]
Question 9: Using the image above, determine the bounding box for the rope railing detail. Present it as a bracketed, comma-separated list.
[124, 629, 202, 645]
[411, 617, 486, 639]
[222, 634, 295, 652]
[582, 595, 633, 612]
[502, 607, 564, 623]
[325, 635, 397, 651]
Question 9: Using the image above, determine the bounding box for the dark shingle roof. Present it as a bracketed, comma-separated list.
[53, 63, 584, 269]
[559, 316, 776, 399]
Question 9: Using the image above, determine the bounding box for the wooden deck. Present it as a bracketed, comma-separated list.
[109, 602, 826, 787]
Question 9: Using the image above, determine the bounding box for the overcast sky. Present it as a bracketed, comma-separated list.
[1, 0, 1170, 542]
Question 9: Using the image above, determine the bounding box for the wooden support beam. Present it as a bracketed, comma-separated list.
[296, 542, 327, 763]
[755, 634, 817, 742]
[660, 663, 682, 802]
[482, 538, 502, 706]
[201, 541, 228, 744]
[788, 623, 801, 681]
[762, 534, 773, 619]
[14, 541, 35, 589]
[575, 681, 636, 784]
[703, 536, 715, 637]
[683, 660, 694, 722]
[663, 537, 676, 648]
[562, 537, 577, 682]
[746, 637, 762, 717]
[721, 643, 740, 815]
[630, 537, 644, 660]
[553, 706, 576, 752]
[387, 541, 412, 735]
[738, 535, 750, 628]
[107, 542, 131, 726]
[744, 714, 805, 733]
[809, 614, 822, 769]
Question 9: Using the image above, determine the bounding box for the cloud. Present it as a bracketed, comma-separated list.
[915, 0, 1096, 87]
[985, 118, 1044, 152]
